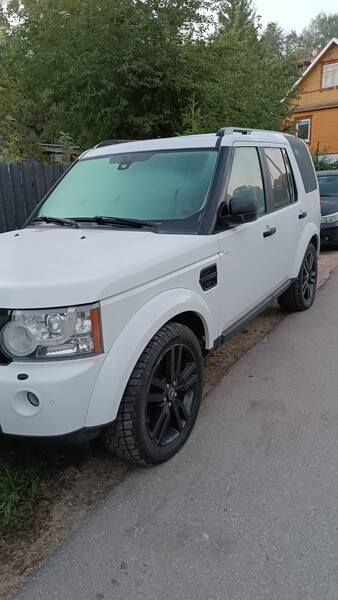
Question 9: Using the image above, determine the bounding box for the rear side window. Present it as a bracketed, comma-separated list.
[264, 148, 293, 209]
[283, 134, 317, 193]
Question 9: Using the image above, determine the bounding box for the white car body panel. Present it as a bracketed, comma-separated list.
[0, 130, 321, 439]
[0, 228, 219, 308]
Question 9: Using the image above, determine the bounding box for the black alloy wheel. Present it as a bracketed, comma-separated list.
[278, 243, 318, 312]
[301, 247, 317, 306]
[146, 342, 198, 447]
[101, 322, 203, 466]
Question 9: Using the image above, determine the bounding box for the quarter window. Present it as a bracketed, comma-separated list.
[264, 148, 294, 209]
[282, 149, 297, 203]
[227, 147, 266, 215]
[322, 62, 338, 89]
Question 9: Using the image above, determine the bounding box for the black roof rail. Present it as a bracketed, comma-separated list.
[94, 139, 131, 148]
[216, 127, 255, 137]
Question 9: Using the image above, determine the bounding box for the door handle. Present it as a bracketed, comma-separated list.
[299, 211, 307, 220]
[263, 227, 277, 238]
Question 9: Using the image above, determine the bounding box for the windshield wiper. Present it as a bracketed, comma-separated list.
[75, 216, 158, 231]
[31, 216, 79, 229]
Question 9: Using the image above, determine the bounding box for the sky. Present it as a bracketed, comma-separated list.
[253, 0, 337, 33]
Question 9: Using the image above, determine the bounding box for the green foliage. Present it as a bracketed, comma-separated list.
[217, 0, 257, 31]
[0, 0, 300, 153]
[0, 466, 42, 529]
[284, 12, 338, 61]
[182, 95, 204, 135]
[302, 12, 338, 56]
[312, 144, 338, 171]
[57, 131, 77, 163]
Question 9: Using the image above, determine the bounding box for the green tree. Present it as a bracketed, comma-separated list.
[301, 12, 338, 55]
[217, 0, 257, 31]
[0, 0, 300, 157]
[193, 3, 299, 132]
[2, 0, 206, 147]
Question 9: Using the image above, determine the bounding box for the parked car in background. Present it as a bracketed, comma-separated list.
[318, 170, 338, 248]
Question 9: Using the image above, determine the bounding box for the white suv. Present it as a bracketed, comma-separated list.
[0, 128, 320, 465]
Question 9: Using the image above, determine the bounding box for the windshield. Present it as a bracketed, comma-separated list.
[37, 149, 218, 232]
[318, 175, 338, 197]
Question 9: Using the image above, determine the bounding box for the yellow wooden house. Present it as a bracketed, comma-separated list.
[290, 37, 338, 163]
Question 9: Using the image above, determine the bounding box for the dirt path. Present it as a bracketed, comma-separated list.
[1, 250, 338, 600]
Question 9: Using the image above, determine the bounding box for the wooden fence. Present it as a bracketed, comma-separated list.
[0, 162, 68, 234]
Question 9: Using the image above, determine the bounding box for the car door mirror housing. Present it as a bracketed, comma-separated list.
[217, 197, 259, 228]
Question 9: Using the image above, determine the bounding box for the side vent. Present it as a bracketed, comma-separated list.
[199, 264, 218, 291]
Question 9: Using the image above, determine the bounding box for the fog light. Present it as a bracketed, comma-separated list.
[27, 392, 39, 407]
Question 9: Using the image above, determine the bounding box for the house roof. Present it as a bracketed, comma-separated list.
[293, 37, 338, 89]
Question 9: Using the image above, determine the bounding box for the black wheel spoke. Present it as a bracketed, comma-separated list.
[172, 401, 183, 432]
[307, 253, 314, 272]
[176, 363, 197, 392]
[157, 409, 171, 445]
[151, 405, 169, 441]
[175, 397, 190, 421]
[148, 393, 165, 404]
[174, 345, 183, 381]
[151, 377, 167, 392]
[167, 347, 175, 382]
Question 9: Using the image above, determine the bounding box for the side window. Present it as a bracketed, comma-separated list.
[264, 147, 293, 210]
[282, 149, 297, 203]
[227, 147, 266, 216]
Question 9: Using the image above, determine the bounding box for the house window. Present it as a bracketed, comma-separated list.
[296, 118, 311, 142]
[322, 62, 338, 89]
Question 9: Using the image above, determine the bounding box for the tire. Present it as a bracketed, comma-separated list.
[277, 243, 317, 312]
[101, 322, 203, 466]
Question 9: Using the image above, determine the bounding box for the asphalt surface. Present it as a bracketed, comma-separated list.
[16, 271, 338, 600]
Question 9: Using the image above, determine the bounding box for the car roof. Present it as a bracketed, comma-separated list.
[81, 129, 291, 160]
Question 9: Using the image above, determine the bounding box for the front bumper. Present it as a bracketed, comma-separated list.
[320, 222, 338, 246]
[0, 355, 106, 437]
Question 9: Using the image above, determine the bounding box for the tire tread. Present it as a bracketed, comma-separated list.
[101, 322, 202, 466]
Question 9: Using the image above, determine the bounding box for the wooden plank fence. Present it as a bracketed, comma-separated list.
[0, 162, 68, 233]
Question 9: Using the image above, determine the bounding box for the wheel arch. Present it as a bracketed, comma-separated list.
[169, 311, 207, 355]
[309, 233, 319, 253]
[291, 224, 320, 278]
[85, 289, 215, 427]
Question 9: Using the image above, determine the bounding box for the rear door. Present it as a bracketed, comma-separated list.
[261, 145, 304, 282]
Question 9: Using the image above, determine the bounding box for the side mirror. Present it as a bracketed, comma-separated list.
[218, 196, 259, 228]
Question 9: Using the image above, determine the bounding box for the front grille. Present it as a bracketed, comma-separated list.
[0, 310, 11, 365]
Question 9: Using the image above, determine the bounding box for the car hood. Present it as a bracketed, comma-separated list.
[0, 227, 218, 308]
[320, 195, 338, 216]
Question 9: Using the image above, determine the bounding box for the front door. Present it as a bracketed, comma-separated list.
[217, 145, 284, 336]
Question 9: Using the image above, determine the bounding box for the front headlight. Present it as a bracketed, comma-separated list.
[321, 211, 338, 224]
[0, 303, 102, 360]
